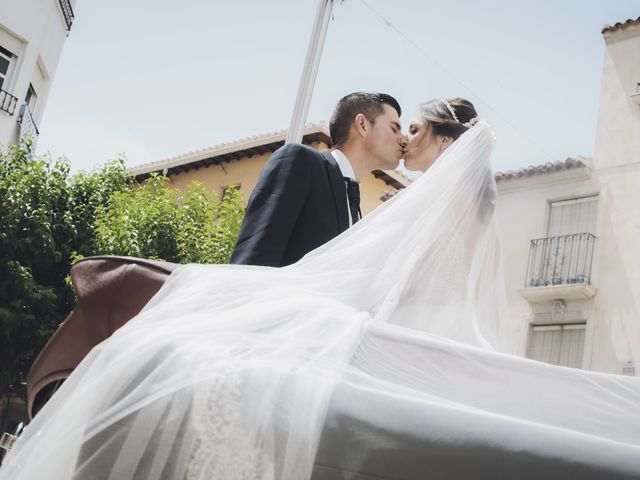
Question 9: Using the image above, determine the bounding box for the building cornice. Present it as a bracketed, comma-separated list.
[495, 157, 592, 193]
[129, 123, 331, 181]
[129, 123, 412, 190]
[495, 157, 590, 182]
[372, 168, 412, 189]
[602, 17, 640, 35]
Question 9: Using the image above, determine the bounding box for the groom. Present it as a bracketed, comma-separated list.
[231, 92, 406, 267]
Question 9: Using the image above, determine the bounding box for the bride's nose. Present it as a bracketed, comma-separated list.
[400, 136, 408, 148]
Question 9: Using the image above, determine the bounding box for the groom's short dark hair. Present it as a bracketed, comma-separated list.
[329, 92, 401, 146]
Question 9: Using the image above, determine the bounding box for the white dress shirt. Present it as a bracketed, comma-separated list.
[331, 149, 357, 226]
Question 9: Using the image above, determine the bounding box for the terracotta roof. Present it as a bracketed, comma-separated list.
[393, 169, 413, 184]
[372, 168, 412, 189]
[494, 157, 589, 183]
[129, 123, 332, 180]
[129, 123, 411, 189]
[379, 190, 398, 202]
[602, 17, 640, 34]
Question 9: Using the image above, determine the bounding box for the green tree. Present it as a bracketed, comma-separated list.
[1, 142, 244, 399]
[94, 175, 244, 264]
[68, 157, 133, 257]
[94, 174, 180, 260]
[177, 183, 244, 264]
[0, 142, 131, 397]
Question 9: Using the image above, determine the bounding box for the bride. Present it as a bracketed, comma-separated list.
[2, 99, 640, 480]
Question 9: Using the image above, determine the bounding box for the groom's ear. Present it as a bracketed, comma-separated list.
[355, 113, 368, 137]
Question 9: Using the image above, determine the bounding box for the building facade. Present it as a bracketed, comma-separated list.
[129, 123, 410, 215]
[0, 0, 77, 147]
[0, 0, 78, 459]
[495, 17, 640, 375]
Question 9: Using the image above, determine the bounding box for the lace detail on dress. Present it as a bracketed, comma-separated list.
[430, 226, 468, 300]
[187, 368, 274, 480]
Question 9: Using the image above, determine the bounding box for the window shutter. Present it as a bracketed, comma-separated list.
[528, 324, 585, 368]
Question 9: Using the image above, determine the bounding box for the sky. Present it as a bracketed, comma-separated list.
[35, 0, 639, 174]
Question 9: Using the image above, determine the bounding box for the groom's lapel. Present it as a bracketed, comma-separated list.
[320, 150, 349, 232]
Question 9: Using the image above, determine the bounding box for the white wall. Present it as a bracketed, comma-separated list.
[588, 166, 640, 373]
[0, 0, 77, 145]
[588, 22, 640, 373]
[496, 22, 640, 375]
[593, 24, 640, 170]
[496, 164, 640, 375]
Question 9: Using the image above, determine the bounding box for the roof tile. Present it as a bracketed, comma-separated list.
[602, 17, 640, 34]
[494, 157, 589, 182]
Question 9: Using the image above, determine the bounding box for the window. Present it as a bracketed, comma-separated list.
[527, 324, 585, 368]
[0, 45, 14, 91]
[0, 45, 18, 115]
[547, 196, 598, 237]
[25, 84, 37, 112]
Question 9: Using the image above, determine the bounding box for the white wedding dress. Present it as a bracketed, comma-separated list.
[2, 121, 640, 479]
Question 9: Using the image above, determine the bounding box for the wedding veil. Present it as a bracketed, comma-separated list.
[2, 121, 639, 480]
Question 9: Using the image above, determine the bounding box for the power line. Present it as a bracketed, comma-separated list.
[356, 1, 640, 235]
[357, 0, 557, 163]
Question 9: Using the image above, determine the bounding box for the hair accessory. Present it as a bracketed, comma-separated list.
[462, 116, 480, 128]
[442, 99, 459, 123]
[442, 99, 479, 128]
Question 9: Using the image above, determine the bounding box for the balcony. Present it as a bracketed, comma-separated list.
[0, 89, 18, 115]
[520, 233, 597, 303]
[58, 0, 75, 32]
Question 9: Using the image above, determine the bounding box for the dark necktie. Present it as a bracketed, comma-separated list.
[344, 177, 361, 225]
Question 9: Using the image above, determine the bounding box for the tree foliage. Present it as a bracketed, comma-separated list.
[93, 174, 244, 264]
[0, 142, 244, 397]
[0, 142, 131, 397]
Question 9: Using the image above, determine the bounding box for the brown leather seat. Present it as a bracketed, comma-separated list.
[26, 256, 177, 418]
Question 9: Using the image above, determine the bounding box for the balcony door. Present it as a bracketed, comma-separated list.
[527, 323, 586, 368]
[527, 196, 599, 286]
[547, 196, 598, 237]
[546, 196, 598, 284]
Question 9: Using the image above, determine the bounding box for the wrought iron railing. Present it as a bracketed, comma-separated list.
[0, 89, 18, 115]
[58, 0, 75, 31]
[525, 233, 596, 288]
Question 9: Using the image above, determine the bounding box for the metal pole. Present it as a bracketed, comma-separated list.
[285, 0, 334, 145]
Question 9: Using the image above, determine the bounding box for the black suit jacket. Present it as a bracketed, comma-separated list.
[231, 144, 350, 267]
